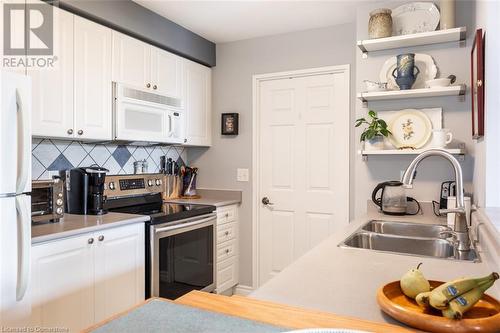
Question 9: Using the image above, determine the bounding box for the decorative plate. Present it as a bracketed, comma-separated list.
[392, 2, 440, 36]
[380, 53, 437, 90]
[388, 109, 432, 149]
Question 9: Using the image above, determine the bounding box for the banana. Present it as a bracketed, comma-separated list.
[429, 272, 499, 310]
[441, 277, 497, 320]
[415, 291, 432, 308]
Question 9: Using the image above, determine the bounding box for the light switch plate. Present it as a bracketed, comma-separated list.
[237, 168, 249, 182]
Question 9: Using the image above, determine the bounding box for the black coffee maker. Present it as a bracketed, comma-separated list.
[62, 166, 109, 215]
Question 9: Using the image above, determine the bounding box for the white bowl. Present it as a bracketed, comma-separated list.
[363, 80, 387, 92]
[426, 78, 451, 88]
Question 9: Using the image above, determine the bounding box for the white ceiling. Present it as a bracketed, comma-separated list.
[133, 1, 367, 43]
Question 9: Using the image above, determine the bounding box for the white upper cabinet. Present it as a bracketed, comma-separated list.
[31, 5, 74, 138]
[74, 16, 113, 140]
[184, 60, 212, 146]
[150, 46, 183, 99]
[112, 32, 183, 100]
[112, 31, 150, 90]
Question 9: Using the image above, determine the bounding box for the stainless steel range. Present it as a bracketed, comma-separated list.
[104, 173, 216, 300]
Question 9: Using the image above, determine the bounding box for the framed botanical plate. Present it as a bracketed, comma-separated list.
[388, 110, 433, 149]
[392, 2, 440, 36]
[380, 54, 437, 90]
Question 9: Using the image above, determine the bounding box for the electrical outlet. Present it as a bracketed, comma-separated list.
[237, 168, 249, 182]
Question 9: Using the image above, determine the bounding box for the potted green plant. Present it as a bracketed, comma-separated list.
[355, 110, 391, 150]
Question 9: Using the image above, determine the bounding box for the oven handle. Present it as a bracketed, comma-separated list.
[154, 215, 216, 234]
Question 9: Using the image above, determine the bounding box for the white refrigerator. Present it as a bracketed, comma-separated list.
[0, 71, 32, 326]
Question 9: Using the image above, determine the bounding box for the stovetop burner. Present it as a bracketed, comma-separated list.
[104, 192, 215, 225]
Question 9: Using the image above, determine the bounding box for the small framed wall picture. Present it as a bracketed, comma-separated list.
[221, 113, 239, 135]
[471, 28, 485, 139]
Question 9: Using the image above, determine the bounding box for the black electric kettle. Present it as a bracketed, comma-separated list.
[372, 181, 421, 215]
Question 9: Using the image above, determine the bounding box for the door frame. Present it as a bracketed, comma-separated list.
[251, 65, 350, 289]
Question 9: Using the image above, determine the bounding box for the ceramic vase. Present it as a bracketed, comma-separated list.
[368, 9, 392, 39]
[365, 136, 385, 151]
[391, 53, 420, 90]
[440, 0, 456, 30]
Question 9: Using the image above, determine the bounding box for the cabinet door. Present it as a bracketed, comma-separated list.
[30, 5, 74, 138]
[150, 46, 183, 99]
[184, 61, 212, 146]
[94, 224, 145, 322]
[74, 16, 112, 140]
[30, 235, 95, 332]
[112, 31, 150, 90]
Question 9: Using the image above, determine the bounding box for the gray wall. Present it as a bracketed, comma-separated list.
[353, 0, 476, 218]
[53, 0, 215, 66]
[188, 24, 356, 287]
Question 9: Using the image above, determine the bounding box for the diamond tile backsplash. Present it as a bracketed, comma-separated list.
[32, 138, 188, 180]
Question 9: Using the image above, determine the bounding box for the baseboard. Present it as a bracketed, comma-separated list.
[233, 284, 254, 296]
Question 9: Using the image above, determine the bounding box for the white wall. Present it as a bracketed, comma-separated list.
[188, 24, 356, 287]
[354, 0, 476, 218]
[472, 0, 500, 208]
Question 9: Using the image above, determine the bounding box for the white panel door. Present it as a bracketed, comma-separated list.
[30, 235, 95, 332]
[30, 5, 74, 138]
[150, 47, 183, 99]
[93, 224, 144, 323]
[184, 60, 211, 146]
[258, 69, 349, 285]
[112, 31, 150, 90]
[74, 16, 112, 140]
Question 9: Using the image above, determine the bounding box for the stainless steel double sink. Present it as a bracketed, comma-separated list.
[339, 220, 479, 262]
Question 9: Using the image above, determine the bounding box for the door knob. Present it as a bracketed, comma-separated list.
[262, 197, 274, 206]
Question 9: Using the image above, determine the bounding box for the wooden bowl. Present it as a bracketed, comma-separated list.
[377, 280, 500, 333]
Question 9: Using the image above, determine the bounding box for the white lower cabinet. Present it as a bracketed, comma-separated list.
[215, 205, 239, 294]
[30, 223, 144, 332]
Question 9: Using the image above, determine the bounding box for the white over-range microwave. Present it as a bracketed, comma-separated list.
[113, 82, 185, 144]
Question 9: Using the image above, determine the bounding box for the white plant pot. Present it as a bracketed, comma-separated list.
[364, 136, 385, 150]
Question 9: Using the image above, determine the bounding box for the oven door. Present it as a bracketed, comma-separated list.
[150, 213, 216, 299]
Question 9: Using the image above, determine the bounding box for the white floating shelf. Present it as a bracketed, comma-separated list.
[359, 147, 466, 161]
[357, 27, 466, 53]
[357, 85, 466, 103]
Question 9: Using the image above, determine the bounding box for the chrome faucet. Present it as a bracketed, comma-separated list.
[401, 149, 471, 252]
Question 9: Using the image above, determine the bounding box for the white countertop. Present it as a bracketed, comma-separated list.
[250, 209, 500, 327]
[32, 212, 149, 244]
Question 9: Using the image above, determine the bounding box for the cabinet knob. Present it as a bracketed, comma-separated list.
[67, 129, 73, 135]
[225, 249, 230, 254]
[146, 83, 151, 88]
[98, 235, 104, 242]
[77, 130, 84, 135]
[225, 213, 229, 218]
[153, 85, 157, 90]
[225, 231, 229, 236]
[184, 138, 188, 143]
[88, 238, 94, 244]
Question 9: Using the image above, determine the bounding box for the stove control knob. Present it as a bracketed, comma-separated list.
[155, 179, 162, 186]
[56, 207, 63, 215]
[58, 193, 63, 198]
[148, 179, 154, 187]
[109, 182, 115, 190]
[56, 198, 63, 206]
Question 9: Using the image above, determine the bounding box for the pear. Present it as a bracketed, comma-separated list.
[400, 263, 431, 299]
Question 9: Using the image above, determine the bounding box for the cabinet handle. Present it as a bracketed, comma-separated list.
[98, 235, 104, 242]
[77, 130, 84, 135]
[88, 238, 94, 244]
[153, 85, 157, 90]
[67, 129, 73, 135]
[146, 83, 151, 88]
